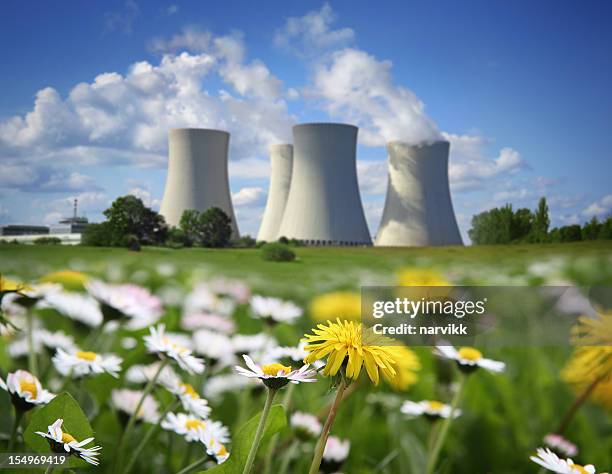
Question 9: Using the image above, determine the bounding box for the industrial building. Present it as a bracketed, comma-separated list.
[160, 128, 240, 237]
[375, 140, 463, 246]
[257, 144, 293, 242]
[277, 123, 372, 246]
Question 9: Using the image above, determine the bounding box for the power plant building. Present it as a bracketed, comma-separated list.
[257, 144, 293, 242]
[160, 128, 239, 237]
[375, 140, 463, 247]
[277, 123, 372, 246]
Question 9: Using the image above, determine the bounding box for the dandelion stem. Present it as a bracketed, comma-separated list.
[114, 358, 169, 473]
[426, 372, 467, 474]
[242, 387, 277, 474]
[8, 409, 24, 451]
[555, 374, 605, 435]
[262, 383, 295, 474]
[308, 377, 347, 474]
[26, 310, 38, 376]
[122, 399, 180, 474]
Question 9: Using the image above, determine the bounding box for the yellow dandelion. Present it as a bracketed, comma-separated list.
[40, 270, 89, 292]
[397, 268, 450, 287]
[0, 275, 27, 292]
[303, 318, 401, 385]
[310, 292, 361, 322]
[383, 345, 420, 391]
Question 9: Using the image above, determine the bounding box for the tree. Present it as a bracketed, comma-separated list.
[468, 205, 515, 244]
[199, 207, 232, 247]
[581, 216, 602, 240]
[179, 209, 201, 246]
[511, 208, 534, 242]
[556, 225, 582, 242]
[599, 217, 612, 240]
[531, 197, 550, 242]
[103, 195, 168, 246]
[81, 222, 114, 246]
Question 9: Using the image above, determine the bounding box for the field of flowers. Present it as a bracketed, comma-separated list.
[0, 242, 611, 474]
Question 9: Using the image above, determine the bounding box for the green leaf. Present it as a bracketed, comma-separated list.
[23, 392, 95, 468]
[202, 404, 286, 474]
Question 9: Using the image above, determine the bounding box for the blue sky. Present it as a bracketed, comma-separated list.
[1, 0, 610, 241]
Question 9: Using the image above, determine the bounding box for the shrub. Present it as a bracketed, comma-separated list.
[261, 243, 296, 262]
[123, 234, 141, 251]
[232, 235, 257, 248]
[33, 236, 62, 245]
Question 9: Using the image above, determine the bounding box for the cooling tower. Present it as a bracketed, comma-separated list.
[257, 144, 293, 242]
[375, 140, 463, 246]
[160, 128, 239, 237]
[277, 123, 372, 246]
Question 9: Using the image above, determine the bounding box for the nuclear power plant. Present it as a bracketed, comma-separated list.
[277, 123, 372, 246]
[160, 128, 239, 237]
[375, 140, 463, 246]
[156, 123, 462, 248]
[257, 144, 293, 242]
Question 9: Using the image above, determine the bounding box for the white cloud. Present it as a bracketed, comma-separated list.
[167, 4, 179, 15]
[357, 160, 388, 195]
[43, 212, 63, 225]
[232, 187, 266, 207]
[274, 3, 355, 57]
[582, 194, 612, 219]
[105, 0, 140, 34]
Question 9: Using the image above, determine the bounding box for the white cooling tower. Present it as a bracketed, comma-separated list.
[257, 144, 293, 242]
[160, 128, 239, 237]
[277, 123, 372, 246]
[375, 140, 462, 246]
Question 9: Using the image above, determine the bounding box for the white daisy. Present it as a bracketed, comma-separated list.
[434, 343, 505, 373]
[111, 389, 160, 424]
[53, 348, 123, 378]
[39, 290, 103, 327]
[209, 277, 251, 304]
[530, 447, 608, 474]
[144, 324, 205, 374]
[544, 434, 579, 458]
[323, 436, 350, 464]
[182, 312, 236, 334]
[35, 418, 102, 465]
[235, 354, 317, 389]
[8, 329, 76, 358]
[161, 412, 208, 442]
[250, 295, 303, 324]
[290, 411, 322, 438]
[0, 370, 55, 410]
[162, 378, 212, 419]
[15, 283, 62, 305]
[203, 374, 257, 401]
[193, 329, 236, 367]
[125, 362, 180, 386]
[200, 427, 230, 464]
[86, 280, 163, 329]
[400, 400, 462, 419]
[231, 333, 277, 355]
[184, 284, 236, 317]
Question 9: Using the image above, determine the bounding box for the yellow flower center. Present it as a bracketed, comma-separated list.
[76, 351, 98, 361]
[19, 380, 38, 398]
[181, 383, 199, 399]
[568, 465, 589, 474]
[185, 419, 205, 430]
[426, 401, 445, 411]
[261, 363, 292, 376]
[61, 432, 76, 444]
[217, 444, 228, 456]
[458, 347, 482, 361]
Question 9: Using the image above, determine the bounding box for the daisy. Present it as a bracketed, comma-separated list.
[203, 374, 257, 401]
[111, 389, 160, 424]
[209, 277, 251, 304]
[86, 280, 163, 329]
[544, 433, 579, 458]
[181, 312, 236, 334]
[162, 413, 230, 444]
[162, 378, 212, 419]
[39, 290, 103, 327]
[400, 400, 461, 420]
[193, 329, 236, 367]
[303, 319, 402, 385]
[530, 447, 608, 474]
[8, 329, 76, 358]
[144, 324, 205, 374]
[235, 354, 317, 389]
[322, 436, 350, 473]
[35, 418, 102, 465]
[124, 362, 180, 386]
[201, 429, 230, 464]
[250, 295, 303, 324]
[184, 284, 236, 317]
[0, 370, 55, 410]
[14, 282, 62, 307]
[53, 348, 123, 378]
[290, 411, 322, 438]
[231, 333, 277, 355]
[434, 343, 505, 374]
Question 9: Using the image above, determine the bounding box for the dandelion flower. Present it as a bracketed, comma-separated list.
[111, 389, 160, 424]
[383, 345, 420, 391]
[400, 400, 461, 420]
[303, 319, 401, 385]
[144, 324, 205, 374]
[53, 348, 123, 378]
[530, 447, 608, 474]
[434, 343, 505, 374]
[250, 295, 303, 324]
[290, 411, 322, 438]
[322, 436, 350, 473]
[0, 370, 55, 410]
[309, 292, 361, 322]
[35, 418, 102, 465]
[235, 354, 317, 389]
[40, 270, 89, 292]
[397, 268, 450, 287]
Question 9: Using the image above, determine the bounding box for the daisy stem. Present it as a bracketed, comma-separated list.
[242, 386, 278, 474]
[114, 358, 169, 473]
[8, 409, 24, 451]
[308, 377, 347, 474]
[122, 399, 180, 474]
[175, 455, 209, 474]
[425, 372, 467, 474]
[278, 439, 299, 474]
[26, 309, 38, 376]
[44, 465, 54, 474]
[262, 383, 295, 474]
[555, 374, 605, 435]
